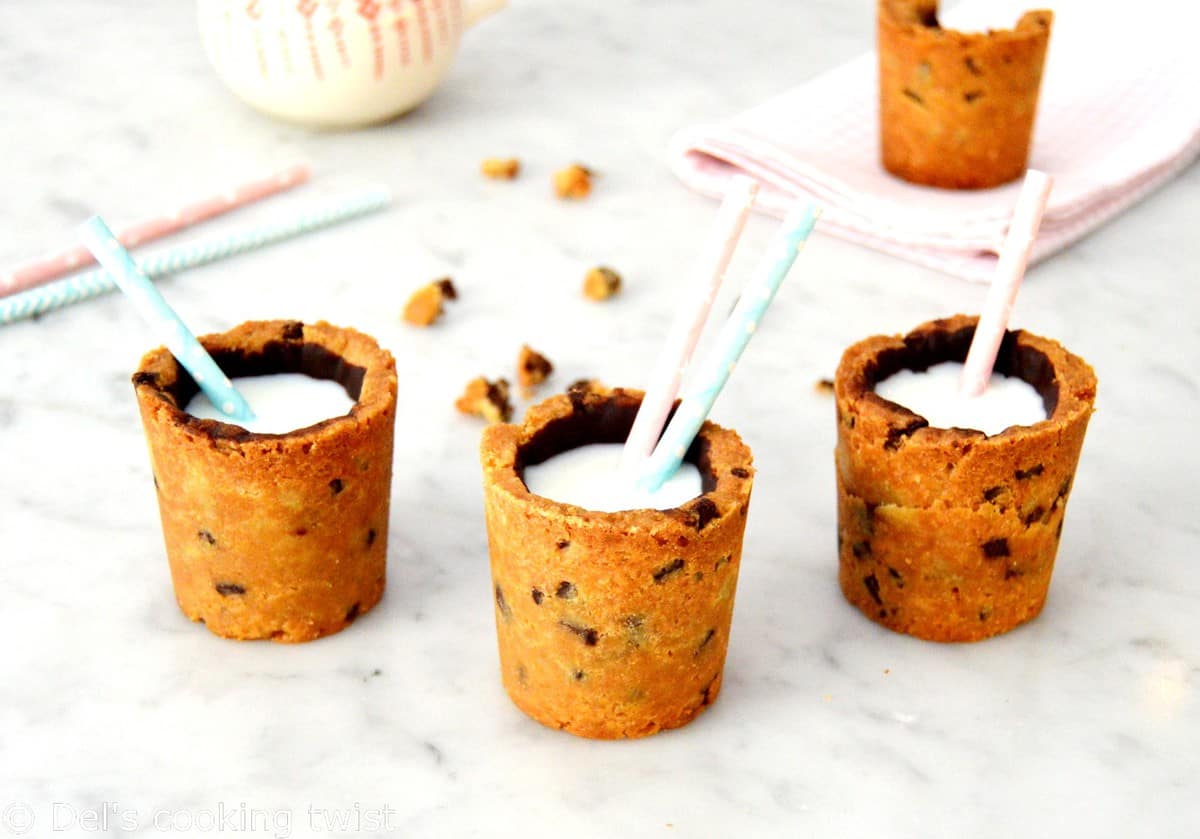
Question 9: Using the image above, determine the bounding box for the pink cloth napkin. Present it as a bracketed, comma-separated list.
[669, 0, 1200, 282]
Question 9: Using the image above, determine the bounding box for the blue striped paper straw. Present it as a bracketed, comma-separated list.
[637, 201, 821, 493]
[0, 187, 391, 326]
[79, 216, 256, 423]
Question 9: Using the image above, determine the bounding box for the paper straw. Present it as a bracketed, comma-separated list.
[621, 175, 759, 472]
[1, 163, 311, 297]
[637, 201, 821, 492]
[0, 187, 391, 327]
[960, 170, 1054, 397]
[79, 216, 255, 423]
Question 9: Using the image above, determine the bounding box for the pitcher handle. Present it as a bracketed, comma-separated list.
[463, 0, 505, 28]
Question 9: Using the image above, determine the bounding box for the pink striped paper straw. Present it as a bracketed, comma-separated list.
[960, 170, 1054, 397]
[621, 175, 759, 471]
[0, 162, 311, 296]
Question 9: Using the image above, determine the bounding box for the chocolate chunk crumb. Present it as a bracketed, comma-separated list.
[982, 538, 1011, 559]
[583, 266, 621, 301]
[653, 558, 686, 583]
[1015, 464, 1045, 480]
[281, 321, 304, 340]
[345, 602, 361, 623]
[731, 467, 750, 479]
[983, 485, 1006, 502]
[531, 588, 544, 605]
[517, 345, 554, 397]
[555, 581, 578, 600]
[1023, 505, 1046, 526]
[403, 277, 458, 327]
[690, 497, 719, 530]
[215, 582, 245, 596]
[481, 157, 520, 179]
[198, 529, 216, 546]
[455, 377, 513, 424]
[329, 478, 344, 495]
[558, 620, 598, 646]
[863, 573, 883, 605]
[553, 163, 593, 199]
[495, 585, 512, 620]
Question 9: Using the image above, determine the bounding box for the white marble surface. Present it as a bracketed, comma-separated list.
[2, 1, 1198, 837]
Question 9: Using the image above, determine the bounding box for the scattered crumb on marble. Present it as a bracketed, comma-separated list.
[456, 377, 513, 423]
[403, 277, 458, 326]
[481, 157, 520, 179]
[554, 163, 593, 199]
[583, 266, 621, 301]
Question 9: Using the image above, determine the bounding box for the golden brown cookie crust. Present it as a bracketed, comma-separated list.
[878, 0, 1053, 189]
[481, 385, 754, 738]
[834, 315, 1096, 641]
[133, 320, 398, 643]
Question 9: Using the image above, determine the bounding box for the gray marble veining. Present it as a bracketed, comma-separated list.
[1, 1, 1197, 836]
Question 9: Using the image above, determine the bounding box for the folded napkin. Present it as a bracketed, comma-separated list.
[670, 0, 1200, 282]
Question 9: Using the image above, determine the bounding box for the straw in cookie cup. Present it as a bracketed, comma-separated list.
[132, 320, 398, 642]
[834, 315, 1096, 642]
[480, 384, 754, 739]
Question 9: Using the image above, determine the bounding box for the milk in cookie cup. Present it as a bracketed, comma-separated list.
[132, 320, 397, 642]
[480, 385, 754, 738]
[834, 315, 1096, 641]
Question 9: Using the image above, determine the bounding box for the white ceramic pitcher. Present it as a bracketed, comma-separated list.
[198, 0, 506, 128]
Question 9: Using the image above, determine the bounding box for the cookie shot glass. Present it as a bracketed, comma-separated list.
[834, 315, 1096, 641]
[132, 320, 398, 642]
[480, 385, 754, 739]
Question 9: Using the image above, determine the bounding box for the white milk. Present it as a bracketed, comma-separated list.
[523, 443, 703, 513]
[874, 361, 1046, 436]
[186, 373, 356, 434]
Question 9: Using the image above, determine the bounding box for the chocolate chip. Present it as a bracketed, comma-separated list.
[863, 574, 882, 606]
[531, 588, 544, 605]
[555, 581, 577, 600]
[887, 566, 904, 588]
[280, 321, 304, 340]
[345, 602, 361, 622]
[965, 56, 983, 76]
[963, 90, 983, 103]
[884, 418, 928, 450]
[902, 88, 925, 106]
[329, 478, 344, 495]
[1015, 464, 1045, 480]
[558, 621, 598, 646]
[131, 371, 159, 388]
[555, 539, 570, 550]
[435, 278, 458, 300]
[366, 528, 376, 547]
[1057, 478, 1072, 498]
[495, 585, 512, 620]
[215, 582, 245, 596]
[983, 486, 1006, 502]
[696, 628, 716, 655]
[1023, 506, 1046, 526]
[982, 538, 1011, 559]
[690, 498, 719, 530]
[978, 607, 992, 621]
[198, 529, 216, 546]
[852, 541, 872, 559]
[294, 527, 308, 536]
[653, 558, 685, 583]
[1004, 567, 1022, 580]
[573, 670, 585, 681]
[731, 467, 750, 479]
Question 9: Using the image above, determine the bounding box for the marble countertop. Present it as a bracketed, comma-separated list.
[2, 1, 1197, 836]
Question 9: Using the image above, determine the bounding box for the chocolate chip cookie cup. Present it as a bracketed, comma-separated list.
[133, 320, 398, 643]
[834, 315, 1096, 642]
[480, 385, 754, 739]
[878, 0, 1053, 189]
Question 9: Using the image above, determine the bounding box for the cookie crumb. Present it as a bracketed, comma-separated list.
[517, 345, 554, 397]
[481, 157, 520, 180]
[553, 163, 593, 199]
[402, 277, 458, 327]
[583, 266, 621, 301]
[455, 377, 512, 423]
